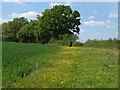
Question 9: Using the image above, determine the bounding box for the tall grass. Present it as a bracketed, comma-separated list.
[2, 42, 61, 87]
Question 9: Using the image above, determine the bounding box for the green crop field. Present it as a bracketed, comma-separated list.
[2, 42, 119, 88]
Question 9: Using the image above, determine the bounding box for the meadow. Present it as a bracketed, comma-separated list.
[2, 42, 119, 88]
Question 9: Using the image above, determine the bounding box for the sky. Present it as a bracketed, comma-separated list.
[0, 1, 118, 42]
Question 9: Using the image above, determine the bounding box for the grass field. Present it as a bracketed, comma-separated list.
[2, 42, 119, 88]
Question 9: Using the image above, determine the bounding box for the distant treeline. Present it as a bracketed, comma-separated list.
[74, 38, 120, 49]
[49, 38, 120, 49]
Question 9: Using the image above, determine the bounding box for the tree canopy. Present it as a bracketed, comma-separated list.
[2, 5, 81, 44]
[2, 17, 28, 41]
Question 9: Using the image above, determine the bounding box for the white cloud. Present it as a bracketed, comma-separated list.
[65, 1, 72, 6]
[106, 20, 111, 23]
[93, 11, 97, 14]
[49, 2, 62, 7]
[106, 20, 115, 29]
[49, 2, 72, 7]
[115, 32, 118, 35]
[0, 17, 15, 24]
[0, 18, 4, 24]
[80, 29, 85, 33]
[2, 0, 120, 3]
[76, 17, 80, 19]
[8, 11, 42, 20]
[109, 13, 118, 18]
[0, 18, 12, 24]
[84, 20, 105, 26]
[3, 0, 38, 3]
[3, 0, 15, 1]
[88, 16, 94, 20]
[84, 19, 112, 27]
[3, 0, 24, 4]
[106, 25, 117, 29]
[106, 25, 111, 28]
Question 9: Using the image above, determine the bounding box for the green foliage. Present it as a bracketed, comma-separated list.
[17, 20, 40, 43]
[2, 17, 28, 42]
[73, 41, 83, 46]
[2, 5, 81, 43]
[38, 5, 81, 37]
[2, 22, 11, 41]
[49, 34, 79, 46]
[0, 24, 2, 41]
[36, 5, 81, 43]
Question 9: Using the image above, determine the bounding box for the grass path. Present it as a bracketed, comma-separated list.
[10, 46, 118, 88]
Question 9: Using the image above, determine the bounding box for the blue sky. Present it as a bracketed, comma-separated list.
[1, 2, 118, 42]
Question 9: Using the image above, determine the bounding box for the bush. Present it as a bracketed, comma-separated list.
[73, 41, 83, 46]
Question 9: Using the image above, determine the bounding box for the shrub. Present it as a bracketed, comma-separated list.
[73, 41, 83, 46]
